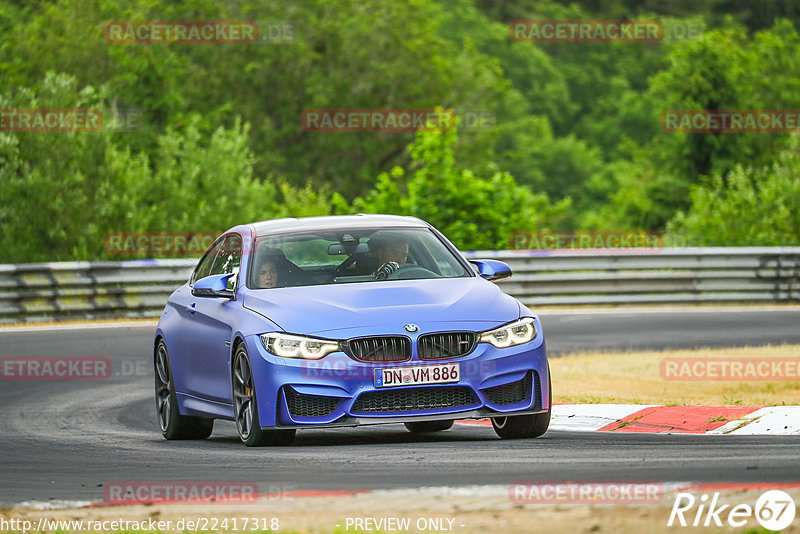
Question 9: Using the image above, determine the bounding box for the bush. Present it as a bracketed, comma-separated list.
[351, 118, 569, 250]
[667, 134, 800, 246]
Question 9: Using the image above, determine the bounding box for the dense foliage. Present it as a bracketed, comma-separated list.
[1, 0, 799, 260]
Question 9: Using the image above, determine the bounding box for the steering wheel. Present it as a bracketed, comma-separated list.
[386, 265, 439, 280]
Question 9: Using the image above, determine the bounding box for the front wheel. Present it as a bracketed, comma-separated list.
[232, 345, 295, 447]
[491, 412, 549, 439]
[154, 340, 213, 440]
[492, 369, 551, 439]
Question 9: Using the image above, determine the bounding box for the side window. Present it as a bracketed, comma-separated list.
[192, 239, 223, 284]
[209, 235, 242, 291]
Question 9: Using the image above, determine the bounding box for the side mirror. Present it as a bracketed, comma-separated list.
[192, 273, 236, 298]
[469, 260, 512, 282]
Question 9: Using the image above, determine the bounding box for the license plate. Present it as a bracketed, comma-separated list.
[374, 363, 460, 388]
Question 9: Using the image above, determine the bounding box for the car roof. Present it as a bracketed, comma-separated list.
[249, 214, 429, 237]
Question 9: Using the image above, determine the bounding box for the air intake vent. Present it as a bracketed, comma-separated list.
[346, 336, 411, 363]
[417, 332, 477, 360]
[352, 386, 479, 413]
[284, 387, 342, 418]
[482, 373, 532, 406]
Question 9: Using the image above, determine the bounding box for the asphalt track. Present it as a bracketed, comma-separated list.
[1, 308, 799, 507]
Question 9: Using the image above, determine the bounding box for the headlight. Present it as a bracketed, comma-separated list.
[260, 333, 340, 360]
[479, 317, 537, 348]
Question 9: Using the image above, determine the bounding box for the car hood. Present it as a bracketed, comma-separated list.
[243, 277, 521, 336]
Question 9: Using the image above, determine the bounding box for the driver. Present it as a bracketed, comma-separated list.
[372, 237, 409, 280]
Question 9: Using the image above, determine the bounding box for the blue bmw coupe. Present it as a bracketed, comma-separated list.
[154, 215, 550, 446]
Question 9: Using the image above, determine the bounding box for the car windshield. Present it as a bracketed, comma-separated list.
[249, 227, 471, 289]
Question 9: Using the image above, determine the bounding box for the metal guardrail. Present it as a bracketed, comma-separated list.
[476, 247, 800, 306]
[1, 248, 799, 324]
[0, 259, 195, 324]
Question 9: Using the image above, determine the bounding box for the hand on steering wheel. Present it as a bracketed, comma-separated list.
[374, 261, 400, 280]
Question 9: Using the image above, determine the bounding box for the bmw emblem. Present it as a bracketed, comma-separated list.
[404, 324, 419, 333]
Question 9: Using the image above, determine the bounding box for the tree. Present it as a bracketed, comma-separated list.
[666, 133, 800, 245]
[594, 19, 800, 230]
[0, 73, 332, 262]
[0, 72, 119, 261]
[0, 0, 514, 198]
[351, 118, 569, 250]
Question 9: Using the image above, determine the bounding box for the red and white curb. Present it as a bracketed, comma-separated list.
[459, 405, 800, 434]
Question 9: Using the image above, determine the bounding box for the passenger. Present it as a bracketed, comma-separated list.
[257, 259, 280, 288]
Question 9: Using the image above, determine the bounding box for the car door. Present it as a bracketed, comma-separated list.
[169, 238, 220, 398]
[180, 234, 242, 404]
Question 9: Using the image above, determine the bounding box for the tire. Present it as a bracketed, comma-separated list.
[491, 368, 551, 440]
[154, 340, 214, 440]
[232, 345, 296, 447]
[404, 420, 454, 433]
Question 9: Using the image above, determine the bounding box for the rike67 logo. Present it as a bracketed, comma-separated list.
[669, 489, 796, 530]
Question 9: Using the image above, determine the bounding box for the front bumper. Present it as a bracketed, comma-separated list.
[244, 325, 549, 429]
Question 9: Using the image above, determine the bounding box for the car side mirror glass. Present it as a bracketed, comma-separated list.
[192, 273, 236, 298]
[469, 260, 512, 282]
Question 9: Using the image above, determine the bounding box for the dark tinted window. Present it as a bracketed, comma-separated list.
[249, 227, 469, 288]
[209, 235, 242, 290]
[193, 234, 242, 291]
[193, 239, 223, 283]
